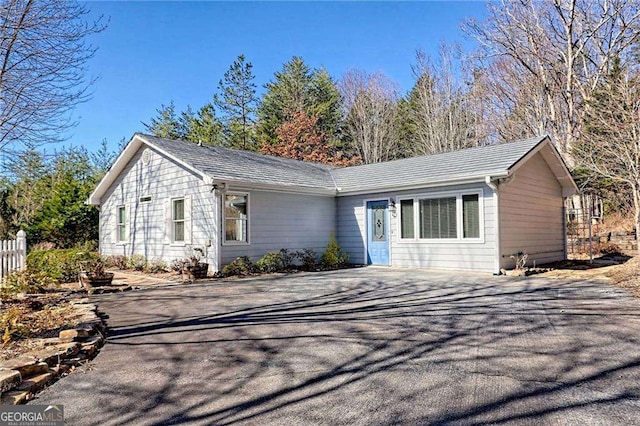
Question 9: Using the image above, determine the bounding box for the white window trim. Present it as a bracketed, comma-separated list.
[116, 205, 127, 245]
[222, 191, 250, 246]
[396, 189, 485, 244]
[171, 197, 186, 246]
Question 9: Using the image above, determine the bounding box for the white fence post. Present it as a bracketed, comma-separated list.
[0, 230, 26, 281]
[16, 230, 26, 272]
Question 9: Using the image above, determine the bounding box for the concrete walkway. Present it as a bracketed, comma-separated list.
[32, 268, 640, 425]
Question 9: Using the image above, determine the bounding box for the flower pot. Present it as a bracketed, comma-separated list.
[183, 263, 209, 280]
[79, 271, 114, 289]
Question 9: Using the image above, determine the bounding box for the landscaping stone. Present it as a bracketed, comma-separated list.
[52, 342, 81, 357]
[88, 284, 132, 294]
[28, 349, 65, 367]
[0, 369, 21, 393]
[80, 335, 104, 357]
[35, 337, 64, 347]
[15, 372, 53, 393]
[0, 390, 30, 405]
[59, 329, 89, 343]
[0, 299, 107, 405]
[0, 357, 48, 378]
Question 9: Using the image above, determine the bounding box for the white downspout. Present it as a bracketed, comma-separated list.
[486, 176, 501, 275]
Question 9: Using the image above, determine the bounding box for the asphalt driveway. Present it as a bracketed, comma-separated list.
[32, 268, 640, 425]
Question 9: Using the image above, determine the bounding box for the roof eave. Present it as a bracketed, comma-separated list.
[335, 172, 509, 197]
[507, 135, 579, 195]
[87, 135, 144, 205]
[215, 177, 336, 196]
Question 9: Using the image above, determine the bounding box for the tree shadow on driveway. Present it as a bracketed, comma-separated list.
[32, 269, 640, 425]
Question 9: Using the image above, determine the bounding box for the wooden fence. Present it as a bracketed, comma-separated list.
[0, 230, 26, 281]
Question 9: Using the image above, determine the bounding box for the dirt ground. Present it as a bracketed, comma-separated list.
[535, 256, 640, 296]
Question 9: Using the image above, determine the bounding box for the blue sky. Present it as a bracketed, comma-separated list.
[71, 1, 488, 153]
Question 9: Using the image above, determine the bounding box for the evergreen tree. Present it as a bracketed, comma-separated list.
[183, 104, 223, 146]
[258, 57, 342, 147]
[214, 55, 258, 150]
[142, 101, 184, 139]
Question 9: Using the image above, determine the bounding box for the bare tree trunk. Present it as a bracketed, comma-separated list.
[634, 185, 640, 256]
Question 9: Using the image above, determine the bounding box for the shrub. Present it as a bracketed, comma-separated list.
[1, 306, 26, 344]
[126, 254, 147, 271]
[321, 233, 348, 267]
[1, 270, 53, 299]
[145, 259, 168, 273]
[27, 249, 99, 283]
[170, 258, 189, 272]
[104, 255, 128, 269]
[296, 249, 317, 270]
[256, 252, 284, 273]
[221, 256, 256, 277]
[279, 249, 295, 270]
[596, 242, 624, 256]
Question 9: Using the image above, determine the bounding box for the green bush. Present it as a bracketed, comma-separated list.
[321, 233, 348, 267]
[256, 252, 284, 273]
[126, 254, 147, 271]
[1, 270, 54, 300]
[27, 249, 99, 283]
[296, 249, 317, 270]
[221, 256, 256, 277]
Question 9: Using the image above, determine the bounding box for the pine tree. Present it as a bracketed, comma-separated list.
[142, 101, 184, 140]
[258, 57, 342, 148]
[182, 104, 223, 146]
[214, 55, 258, 150]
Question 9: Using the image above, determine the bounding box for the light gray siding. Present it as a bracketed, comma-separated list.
[99, 146, 219, 270]
[499, 152, 564, 269]
[220, 189, 336, 265]
[337, 184, 497, 272]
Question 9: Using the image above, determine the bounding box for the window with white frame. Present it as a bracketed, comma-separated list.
[117, 206, 126, 242]
[462, 194, 480, 238]
[224, 193, 248, 243]
[172, 198, 185, 242]
[420, 197, 457, 239]
[399, 191, 482, 241]
[400, 199, 415, 239]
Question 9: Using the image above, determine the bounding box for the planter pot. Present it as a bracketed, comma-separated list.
[183, 264, 209, 280]
[79, 272, 114, 289]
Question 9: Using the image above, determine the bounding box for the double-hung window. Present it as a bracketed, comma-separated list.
[224, 193, 248, 243]
[462, 194, 480, 238]
[399, 191, 482, 241]
[173, 198, 185, 243]
[117, 206, 126, 243]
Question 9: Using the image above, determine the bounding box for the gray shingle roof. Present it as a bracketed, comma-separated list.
[331, 136, 546, 192]
[139, 134, 336, 190]
[140, 133, 548, 194]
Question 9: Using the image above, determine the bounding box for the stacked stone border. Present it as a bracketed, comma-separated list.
[0, 299, 106, 405]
